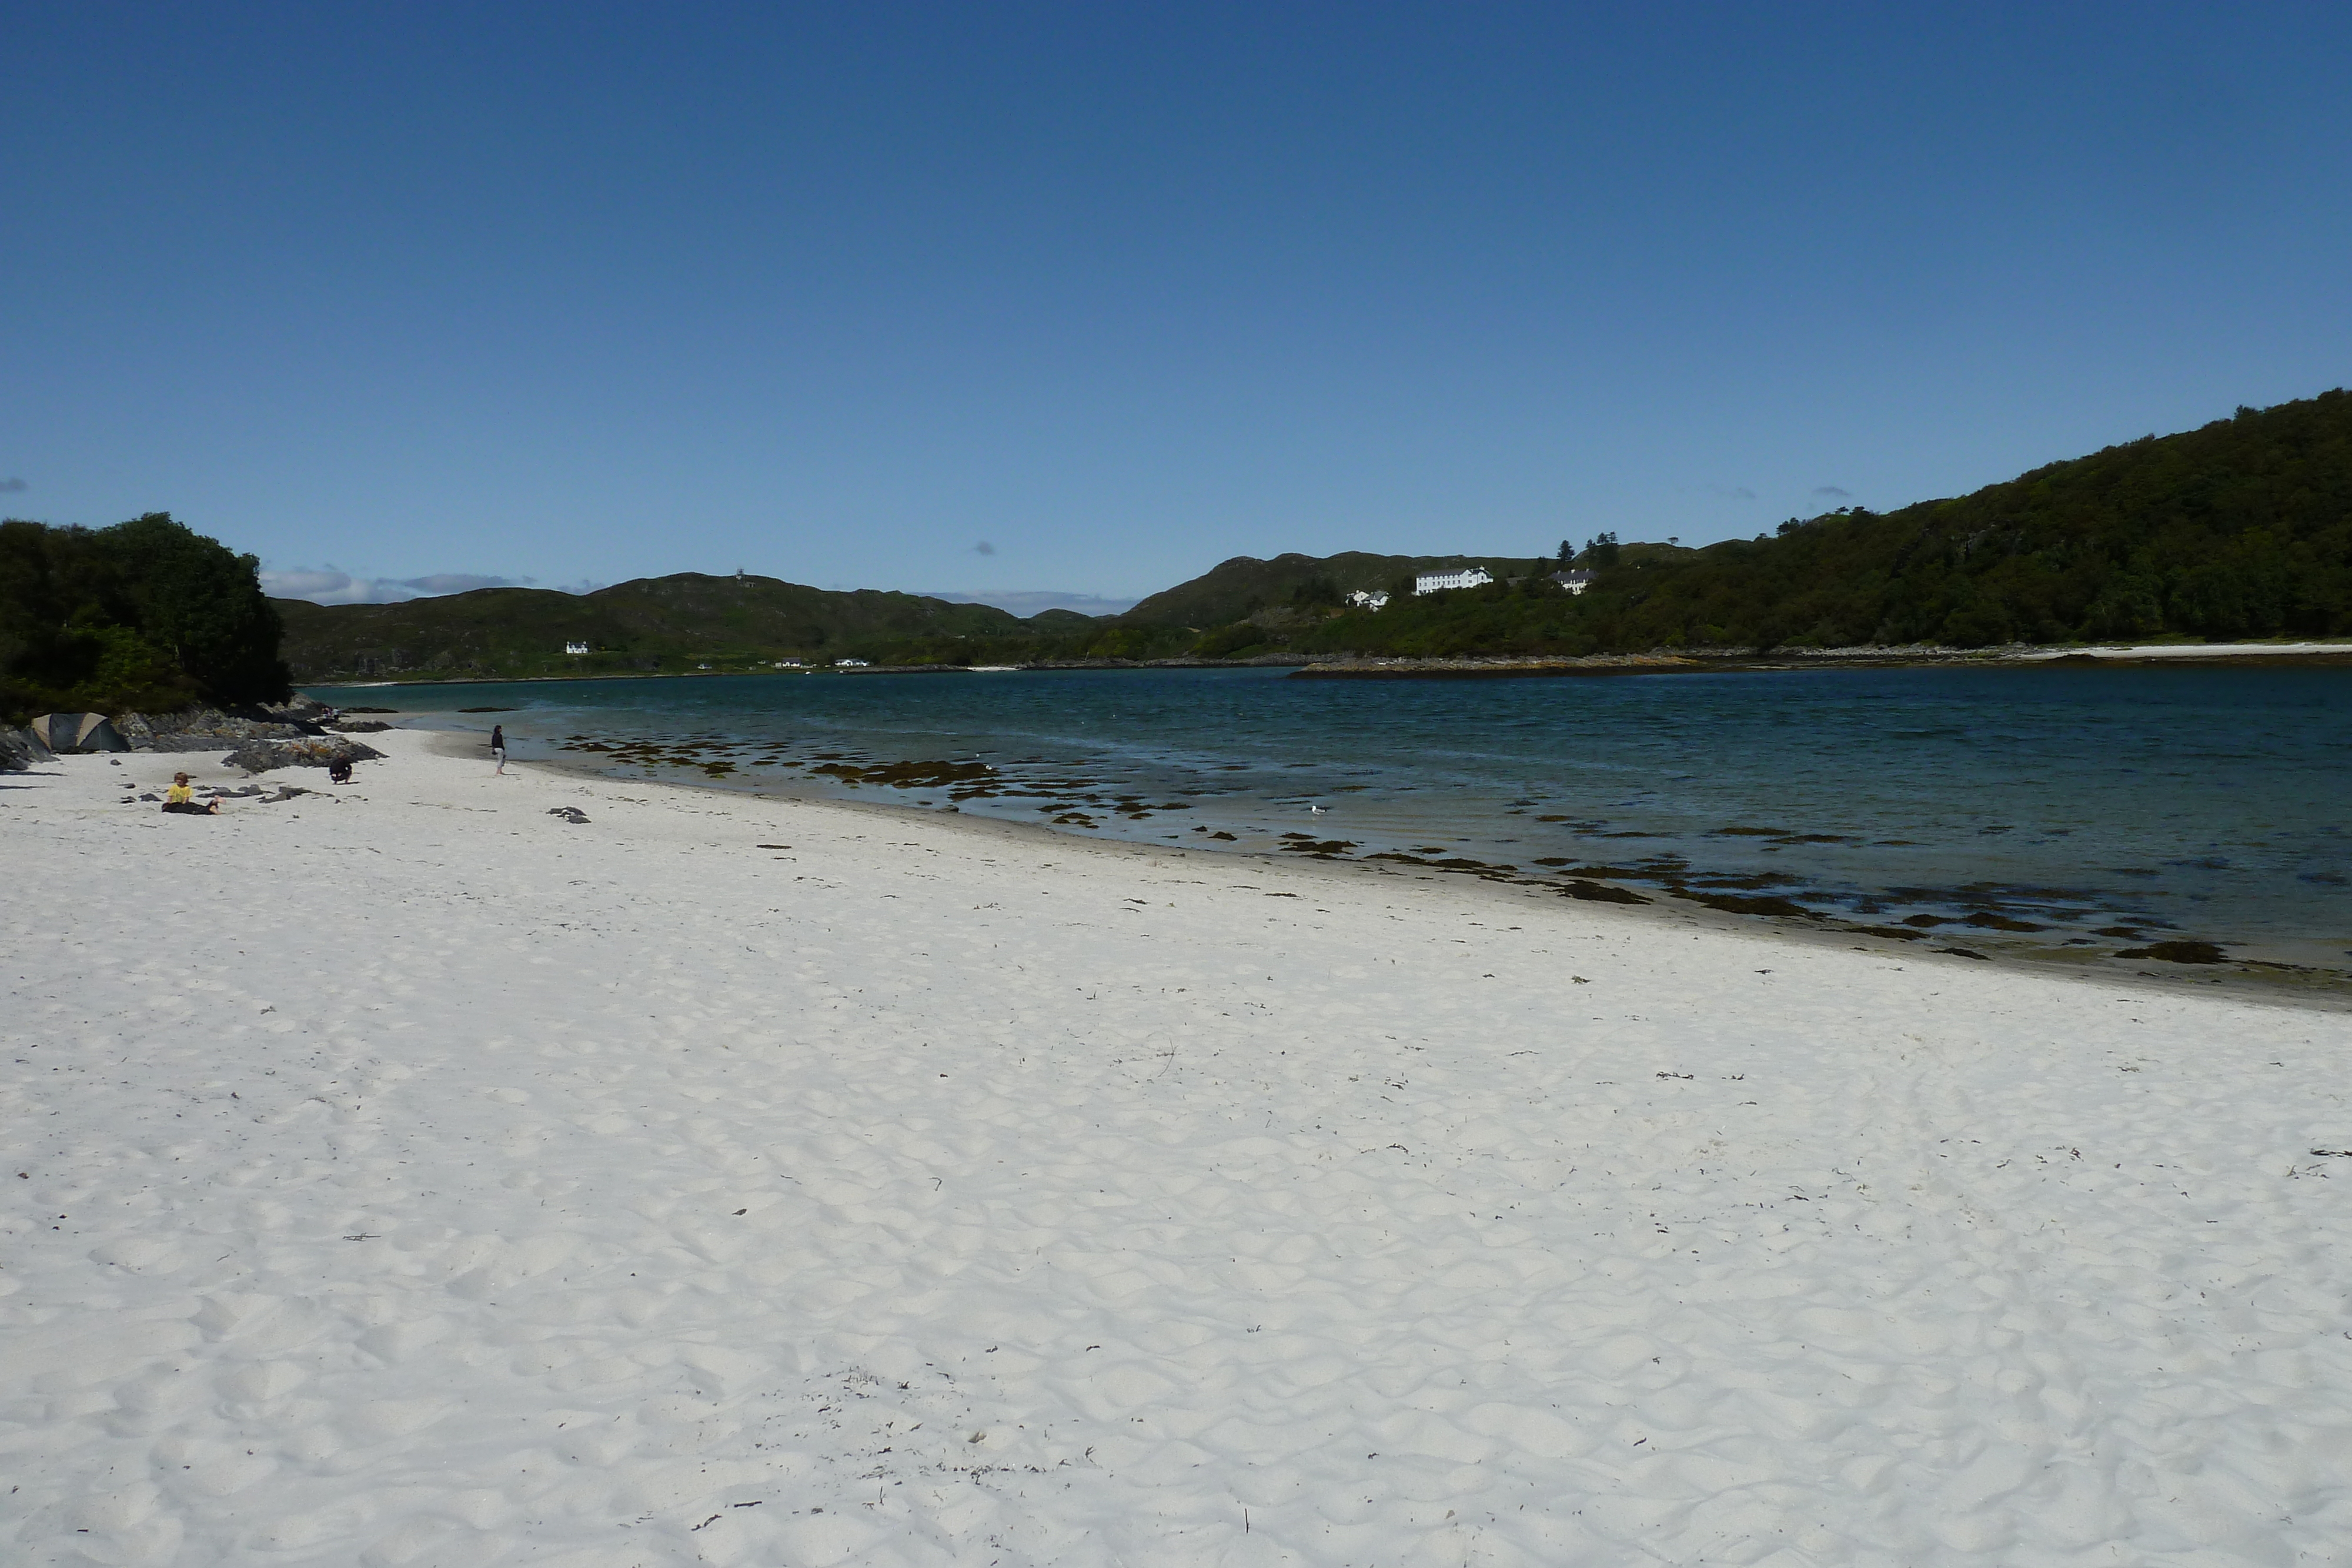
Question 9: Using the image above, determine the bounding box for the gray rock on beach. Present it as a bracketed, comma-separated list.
[223, 736, 386, 774]
[119, 705, 326, 751]
[0, 726, 55, 771]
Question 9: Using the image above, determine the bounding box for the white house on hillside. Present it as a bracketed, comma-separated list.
[1347, 589, 1391, 610]
[1414, 567, 1493, 595]
[1551, 570, 1596, 596]
[564, 641, 591, 655]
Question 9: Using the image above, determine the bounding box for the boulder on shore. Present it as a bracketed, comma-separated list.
[1, 727, 56, 771]
[223, 736, 385, 774]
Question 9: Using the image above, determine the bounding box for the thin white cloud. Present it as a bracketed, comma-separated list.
[261, 568, 552, 605]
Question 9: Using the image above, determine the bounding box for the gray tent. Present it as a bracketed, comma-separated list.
[29, 713, 131, 753]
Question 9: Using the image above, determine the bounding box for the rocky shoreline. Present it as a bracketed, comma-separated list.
[3, 696, 386, 774]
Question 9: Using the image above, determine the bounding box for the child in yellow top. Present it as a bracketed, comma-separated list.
[161, 773, 219, 815]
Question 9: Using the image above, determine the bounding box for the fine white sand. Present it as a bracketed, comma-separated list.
[6, 731, 2351, 1567]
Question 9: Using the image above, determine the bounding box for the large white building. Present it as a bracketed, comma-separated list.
[1414, 567, 1493, 595]
[1552, 570, 1596, 596]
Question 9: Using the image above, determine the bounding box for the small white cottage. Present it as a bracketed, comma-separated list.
[564, 641, 591, 655]
[1347, 589, 1391, 610]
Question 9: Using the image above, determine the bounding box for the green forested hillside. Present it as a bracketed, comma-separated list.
[1282, 389, 2352, 658]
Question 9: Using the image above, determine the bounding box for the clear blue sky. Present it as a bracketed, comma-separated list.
[6, 3, 2349, 609]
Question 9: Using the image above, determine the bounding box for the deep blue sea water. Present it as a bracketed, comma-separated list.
[308, 664, 2352, 972]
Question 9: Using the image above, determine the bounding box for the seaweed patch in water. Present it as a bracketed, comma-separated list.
[2115, 940, 2226, 964]
[1551, 861, 1686, 882]
[1688, 872, 1803, 891]
[1561, 880, 1648, 904]
[1673, 889, 1816, 918]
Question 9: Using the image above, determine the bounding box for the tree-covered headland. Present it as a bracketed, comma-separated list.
[1267, 390, 2352, 659]
[1, 513, 290, 723]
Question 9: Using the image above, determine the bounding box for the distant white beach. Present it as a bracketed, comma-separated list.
[2016, 640, 2352, 661]
[5, 731, 2349, 1565]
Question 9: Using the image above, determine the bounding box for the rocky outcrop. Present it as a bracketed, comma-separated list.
[0, 727, 55, 771]
[223, 736, 386, 774]
[119, 705, 329, 753]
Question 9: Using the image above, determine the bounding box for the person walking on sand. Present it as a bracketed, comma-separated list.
[161, 772, 219, 815]
[490, 724, 507, 775]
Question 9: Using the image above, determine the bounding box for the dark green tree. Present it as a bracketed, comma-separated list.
[0, 513, 289, 723]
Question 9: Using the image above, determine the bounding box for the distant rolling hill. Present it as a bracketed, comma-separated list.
[278, 389, 2352, 681]
[276, 572, 1026, 681]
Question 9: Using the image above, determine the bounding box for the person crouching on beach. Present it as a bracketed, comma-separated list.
[491, 724, 507, 775]
[161, 773, 219, 815]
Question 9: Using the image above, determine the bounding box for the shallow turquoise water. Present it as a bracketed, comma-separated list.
[309, 664, 2352, 967]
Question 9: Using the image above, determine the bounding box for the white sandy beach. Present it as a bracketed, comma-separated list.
[5, 731, 2351, 1567]
[2016, 641, 2352, 661]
